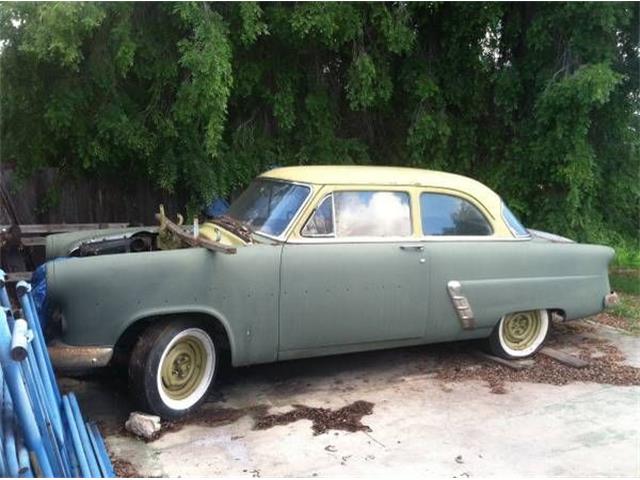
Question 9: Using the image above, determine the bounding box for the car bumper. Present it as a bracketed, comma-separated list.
[48, 340, 113, 371]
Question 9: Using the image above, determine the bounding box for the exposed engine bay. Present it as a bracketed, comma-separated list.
[68, 231, 157, 257]
[65, 205, 247, 258]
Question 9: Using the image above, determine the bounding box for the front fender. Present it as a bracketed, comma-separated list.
[47, 244, 282, 367]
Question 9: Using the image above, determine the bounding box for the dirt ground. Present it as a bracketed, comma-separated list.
[61, 317, 640, 477]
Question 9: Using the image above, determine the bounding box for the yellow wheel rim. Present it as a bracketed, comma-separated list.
[160, 335, 207, 401]
[501, 311, 543, 351]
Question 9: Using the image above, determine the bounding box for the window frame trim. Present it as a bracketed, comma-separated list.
[300, 193, 336, 238]
[501, 201, 532, 239]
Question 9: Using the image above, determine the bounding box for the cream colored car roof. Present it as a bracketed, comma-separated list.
[260, 165, 503, 218]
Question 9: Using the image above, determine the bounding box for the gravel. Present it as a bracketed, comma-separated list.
[435, 321, 640, 393]
[253, 400, 375, 435]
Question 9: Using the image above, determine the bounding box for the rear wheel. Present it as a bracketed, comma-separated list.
[129, 319, 217, 419]
[488, 309, 549, 359]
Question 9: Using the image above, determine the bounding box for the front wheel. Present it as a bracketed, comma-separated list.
[488, 309, 549, 359]
[129, 320, 217, 419]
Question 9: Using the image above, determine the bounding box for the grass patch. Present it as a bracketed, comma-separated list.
[607, 293, 640, 334]
[609, 269, 640, 295]
[611, 242, 640, 269]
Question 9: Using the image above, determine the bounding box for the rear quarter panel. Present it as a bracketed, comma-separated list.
[426, 240, 614, 341]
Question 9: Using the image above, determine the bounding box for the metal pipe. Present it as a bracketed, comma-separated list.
[0, 309, 54, 477]
[68, 393, 101, 478]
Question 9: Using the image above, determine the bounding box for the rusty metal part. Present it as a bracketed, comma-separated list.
[156, 211, 237, 254]
[74, 234, 154, 257]
[47, 340, 113, 371]
[447, 280, 476, 329]
[208, 215, 253, 243]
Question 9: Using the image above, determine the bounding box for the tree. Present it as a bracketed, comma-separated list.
[1, 2, 637, 242]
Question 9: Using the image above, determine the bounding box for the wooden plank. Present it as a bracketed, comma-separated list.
[0, 223, 130, 234]
[20, 236, 47, 247]
[4, 271, 32, 283]
[155, 214, 237, 255]
[473, 350, 533, 371]
[540, 347, 589, 368]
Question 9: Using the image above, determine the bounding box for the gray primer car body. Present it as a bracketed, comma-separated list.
[44, 166, 615, 369]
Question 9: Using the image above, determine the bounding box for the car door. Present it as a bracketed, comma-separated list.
[278, 188, 429, 355]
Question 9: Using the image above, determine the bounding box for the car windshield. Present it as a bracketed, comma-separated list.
[226, 179, 311, 237]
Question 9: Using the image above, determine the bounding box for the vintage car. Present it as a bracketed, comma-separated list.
[43, 166, 616, 418]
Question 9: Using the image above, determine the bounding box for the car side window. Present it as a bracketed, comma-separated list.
[420, 193, 492, 236]
[334, 191, 412, 237]
[301, 195, 334, 236]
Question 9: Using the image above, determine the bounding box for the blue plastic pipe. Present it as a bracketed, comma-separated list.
[68, 394, 101, 477]
[88, 423, 115, 478]
[25, 290, 60, 404]
[17, 282, 62, 406]
[16, 431, 34, 477]
[2, 383, 19, 477]
[0, 309, 54, 477]
[16, 285, 64, 444]
[61, 395, 91, 477]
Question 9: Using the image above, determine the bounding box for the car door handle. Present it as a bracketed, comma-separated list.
[399, 245, 424, 252]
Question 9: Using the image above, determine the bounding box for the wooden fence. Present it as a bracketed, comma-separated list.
[0, 167, 187, 225]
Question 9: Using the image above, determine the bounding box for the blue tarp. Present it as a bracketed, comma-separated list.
[31, 258, 70, 330]
[205, 198, 230, 218]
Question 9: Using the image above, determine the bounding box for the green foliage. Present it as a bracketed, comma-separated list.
[611, 241, 640, 270]
[609, 272, 640, 295]
[1, 2, 638, 242]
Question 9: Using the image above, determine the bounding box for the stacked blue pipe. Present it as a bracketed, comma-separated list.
[0, 270, 115, 477]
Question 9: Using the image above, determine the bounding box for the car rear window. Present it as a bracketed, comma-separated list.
[501, 202, 530, 237]
[420, 193, 492, 236]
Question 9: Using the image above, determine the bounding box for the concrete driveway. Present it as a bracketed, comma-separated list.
[64, 320, 640, 477]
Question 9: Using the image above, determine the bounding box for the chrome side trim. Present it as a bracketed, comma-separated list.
[48, 341, 113, 371]
[447, 280, 475, 329]
[287, 235, 529, 245]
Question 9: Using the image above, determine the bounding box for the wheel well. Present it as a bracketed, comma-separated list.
[548, 308, 566, 322]
[112, 312, 232, 368]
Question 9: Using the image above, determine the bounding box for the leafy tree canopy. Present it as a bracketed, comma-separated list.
[1, 2, 638, 242]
